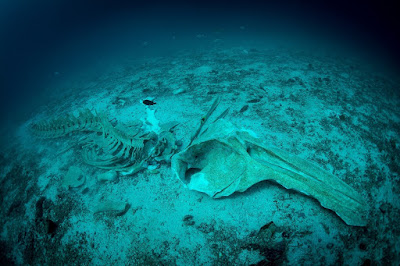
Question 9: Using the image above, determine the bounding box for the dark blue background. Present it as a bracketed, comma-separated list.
[0, 0, 399, 126]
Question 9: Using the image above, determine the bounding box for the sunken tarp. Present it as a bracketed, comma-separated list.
[171, 119, 368, 227]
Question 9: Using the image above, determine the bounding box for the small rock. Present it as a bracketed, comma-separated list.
[97, 171, 118, 182]
[183, 215, 195, 226]
[93, 200, 130, 216]
[359, 242, 367, 250]
[326, 243, 334, 249]
[62, 166, 85, 189]
[379, 203, 390, 214]
[173, 88, 186, 95]
[239, 105, 249, 113]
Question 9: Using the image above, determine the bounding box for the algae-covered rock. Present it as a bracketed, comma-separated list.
[97, 171, 118, 182]
[93, 200, 130, 216]
[62, 166, 85, 189]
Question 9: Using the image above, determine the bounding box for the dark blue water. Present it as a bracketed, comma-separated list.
[1, 0, 399, 127]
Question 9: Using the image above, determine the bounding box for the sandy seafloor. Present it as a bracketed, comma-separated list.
[1, 46, 399, 265]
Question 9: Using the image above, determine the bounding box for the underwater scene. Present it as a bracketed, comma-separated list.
[0, 1, 399, 265]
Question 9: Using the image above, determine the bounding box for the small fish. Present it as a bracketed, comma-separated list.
[142, 99, 156, 106]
